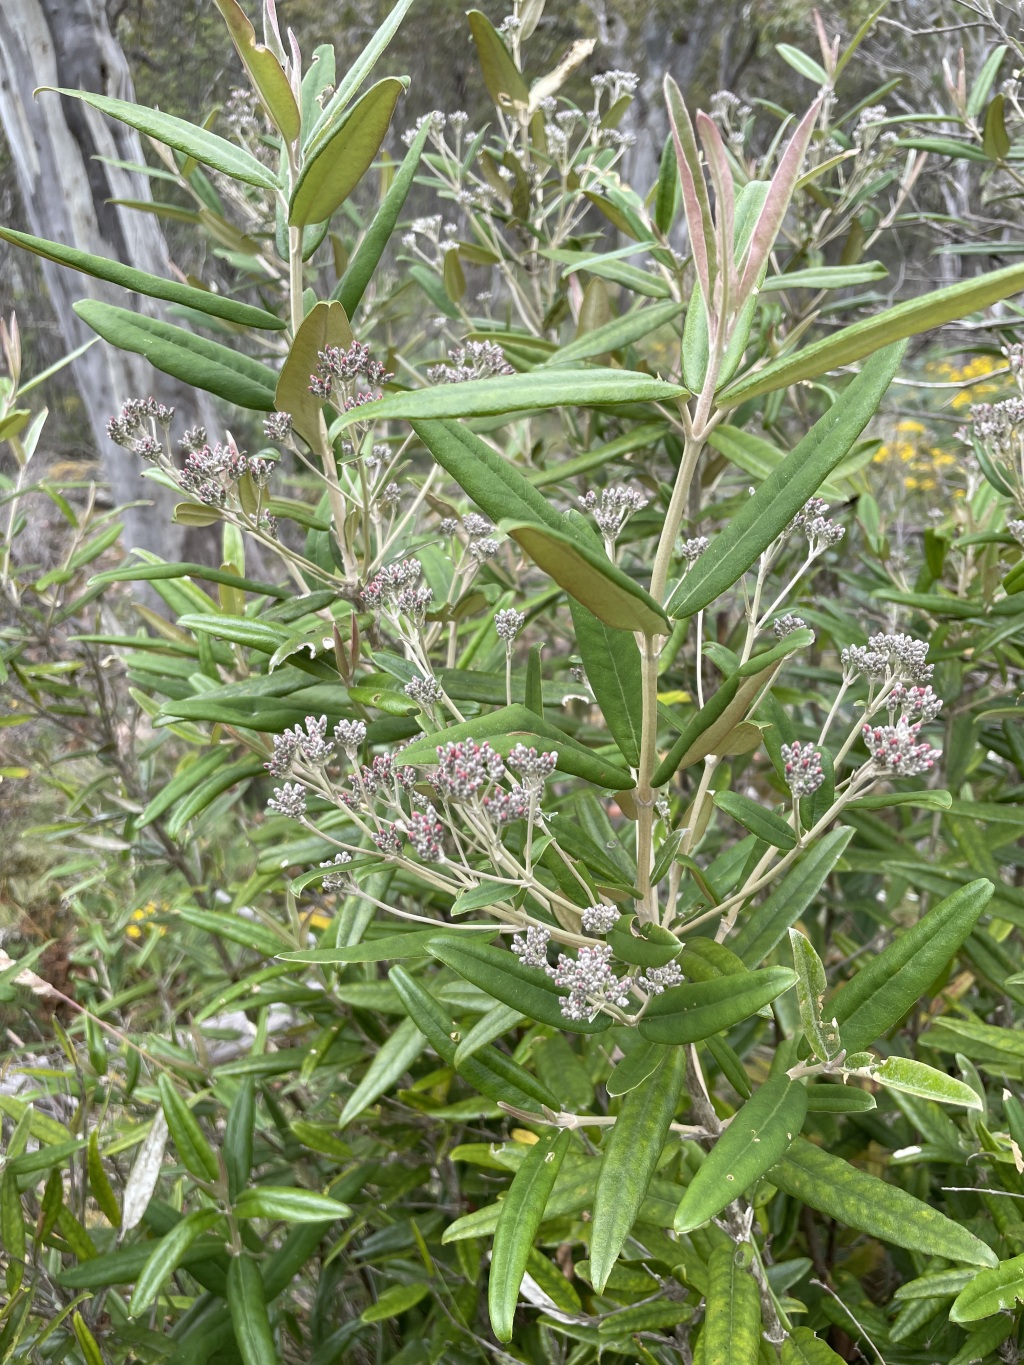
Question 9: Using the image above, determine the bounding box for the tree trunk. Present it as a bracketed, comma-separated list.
[0, 0, 220, 556]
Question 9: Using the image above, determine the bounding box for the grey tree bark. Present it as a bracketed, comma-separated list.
[0, 0, 220, 556]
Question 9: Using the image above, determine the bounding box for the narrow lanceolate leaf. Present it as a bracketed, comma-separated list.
[1, 1167, 25, 1292]
[224, 1077, 256, 1205]
[87, 1132, 122, 1227]
[489, 1129, 571, 1341]
[542, 300, 684, 367]
[734, 827, 853, 967]
[74, 301, 278, 411]
[343, 369, 688, 429]
[951, 1253, 1024, 1324]
[669, 344, 905, 618]
[44, 88, 278, 190]
[0, 228, 284, 330]
[663, 75, 715, 305]
[388, 966, 559, 1113]
[212, 0, 300, 142]
[158, 1075, 220, 1183]
[333, 117, 431, 317]
[782, 1326, 848, 1364]
[590, 1048, 687, 1292]
[290, 78, 405, 226]
[122, 1111, 169, 1231]
[720, 261, 1024, 405]
[232, 1187, 350, 1223]
[703, 1243, 762, 1365]
[638, 968, 796, 1045]
[129, 1209, 224, 1314]
[864, 1056, 983, 1110]
[674, 1077, 807, 1234]
[468, 9, 530, 110]
[714, 791, 796, 849]
[504, 520, 668, 635]
[339, 1017, 426, 1125]
[570, 601, 641, 767]
[227, 1254, 278, 1365]
[427, 936, 613, 1036]
[654, 633, 812, 785]
[790, 930, 841, 1062]
[829, 878, 993, 1053]
[770, 1138, 998, 1267]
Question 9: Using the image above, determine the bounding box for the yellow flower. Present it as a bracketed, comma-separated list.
[896, 419, 925, 433]
[904, 476, 919, 489]
[873, 443, 891, 463]
[126, 902, 165, 939]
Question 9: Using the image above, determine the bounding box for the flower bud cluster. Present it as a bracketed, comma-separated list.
[580, 903, 619, 934]
[265, 714, 336, 778]
[362, 560, 432, 618]
[886, 682, 943, 723]
[781, 741, 825, 798]
[842, 632, 933, 684]
[680, 536, 709, 566]
[862, 719, 940, 776]
[788, 497, 845, 550]
[773, 614, 807, 639]
[495, 608, 526, 643]
[428, 342, 514, 385]
[432, 740, 505, 800]
[549, 943, 632, 1020]
[106, 396, 174, 451]
[309, 342, 393, 409]
[580, 486, 649, 542]
[319, 852, 352, 893]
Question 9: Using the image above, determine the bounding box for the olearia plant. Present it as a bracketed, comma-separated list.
[5, 4, 1024, 1364]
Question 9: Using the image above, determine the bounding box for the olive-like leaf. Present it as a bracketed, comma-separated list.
[276, 300, 353, 446]
[720, 264, 1024, 405]
[73, 301, 277, 410]
[864, 1055, 983, 1110]
[290, 79, 405, 226]
[590, 1048, 687, 1291]
[504, 519, 668, 635]
[638, 967, 797, 1044]
[733, 827, 853, 967]
[427, 936, 613, 1035]
[0, 228, 284, 330]
[212, 0, 300, 141]
[952, 1252, 1024, 1323]
[829, 878, 993, 1053]
[468, 9, 530, 110]
[674, 1077, 807, 1234]
[232, 1187, 350, 1222]
[129, 1209, 223, 1315]
[489, 1130, 571, 1340]
[714, 791, 796, 849]
[770, 1138, 998, 1267]
[702, 1243, 762, 1365]
[669, 345, 905, 618]
[790, 929, 842, 1062]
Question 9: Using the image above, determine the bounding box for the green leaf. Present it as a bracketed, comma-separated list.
[87, 1132, 122, 1227]
[952, 1252, 1024, 1323]
[427, 936, 613, 1035]
[344, 369, 687, 430]
[607, 917, 683, 968]
[590, 1048, 687, 1291]
[281, 928, 495, 964]
[333, 117, 431, 317]
[782, 1327, 848, 1365]
[571, 601, 641, 767]
[396, 703, 635, 790]
[770, 1137, 998, 1267]
[45, 88, 279, 190]
[489, 1129, 571, 1340]
[670, 344, 904, 617]
[212, 0, 300, 142]
[224, 1077, 256, 1205]
[720, 264, 1024, 405]
[734, 827, 853, 967]
[307, 0, 415, 151]
[454, 1003, 525, 1066]
[166, 756, 266, 837]
[762, 262, 890, 291]
[467, 9, 529, 110]
[983, 94, 1011, 161]
[703, 1242, 761, 1365]
[503, 519, 668, 635]
[829, 878, 993, 1053]
[653, 633, 812, 784]
[360, 1282, 430, 1323]
[675, 1077, 806, 1234]
[543, 300, 684, 367]
[1, 1167, 25, 1293]
[129, 1209, 223, 1314]
[227, 1254, 278, 1365]
[790, 929, 842, 1062]
[775, 43, 829, 84]
[339, 1017, 427, 1125]
[714, 791, 796, 849]
[290, 78, 405, 226]
[232, 1187, 350, 1223]
[73, 301, 277, 410]
[72, 1313, 105, 1365]
[158, 1075, 220, 1183]
[606, 1041, 665, 1097]
[138, 747, 229, 829]
[276, 300, 353, 447]
[0, 228, 284, 330]
[638, 968, 796, 1045]
[865, 1056, 982, 1110]
[389, 966, 559, 1112]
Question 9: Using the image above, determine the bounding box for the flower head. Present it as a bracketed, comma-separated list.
[781, 741, 825, 798]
